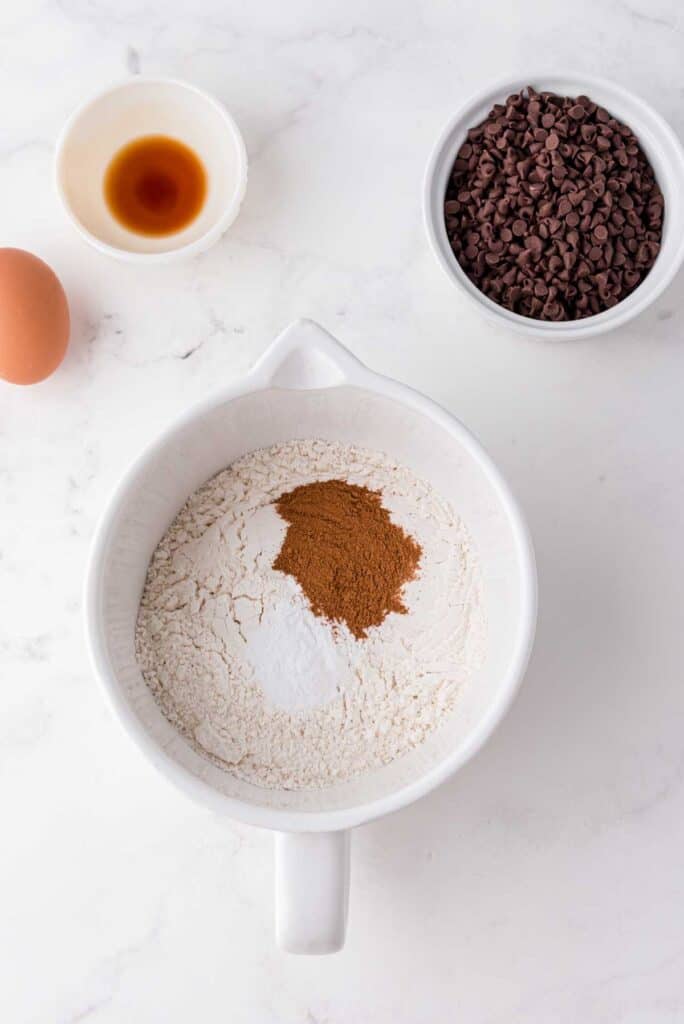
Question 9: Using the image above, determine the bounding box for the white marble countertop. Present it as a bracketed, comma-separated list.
[2, 1, 684, 1021]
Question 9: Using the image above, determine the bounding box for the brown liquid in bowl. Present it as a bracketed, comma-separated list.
[104, 135, 207, 236]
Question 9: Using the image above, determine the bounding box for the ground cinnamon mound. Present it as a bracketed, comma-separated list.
[273, 478, 422, 639]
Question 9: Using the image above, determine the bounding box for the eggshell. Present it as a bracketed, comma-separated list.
[0, 248, 70, 385]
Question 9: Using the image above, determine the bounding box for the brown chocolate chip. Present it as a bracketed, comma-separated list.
[443, 85, 663, 321]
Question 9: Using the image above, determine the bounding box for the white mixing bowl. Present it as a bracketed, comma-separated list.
[84, 319, 537, 952]
[424, 73, 684, 339]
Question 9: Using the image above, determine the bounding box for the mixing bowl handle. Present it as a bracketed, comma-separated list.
[275, 830, 350, 954]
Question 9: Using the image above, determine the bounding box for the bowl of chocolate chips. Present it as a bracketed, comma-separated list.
[425, 74, 684, 338]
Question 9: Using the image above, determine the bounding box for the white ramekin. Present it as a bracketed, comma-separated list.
[424, 73, 684, 339]
[55, 77, 248, 264]
[84, 318, 537, 952]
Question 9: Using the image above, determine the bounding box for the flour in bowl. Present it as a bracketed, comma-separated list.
[135, 440, 486, 789]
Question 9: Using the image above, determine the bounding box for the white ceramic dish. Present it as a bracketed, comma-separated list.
[84, 319, 537, 953]
[424, 73, 684, 339]
[55, 77, 247, 263]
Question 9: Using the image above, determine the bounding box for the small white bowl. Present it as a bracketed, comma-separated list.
[424, 73, 684, 339]
[55, 77, 248, 263]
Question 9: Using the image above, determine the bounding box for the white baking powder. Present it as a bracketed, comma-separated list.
[135, 440, 486, 790]
[244, 581, 353, 712]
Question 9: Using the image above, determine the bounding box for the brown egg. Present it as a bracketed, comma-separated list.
[0, 248, 70, 385]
